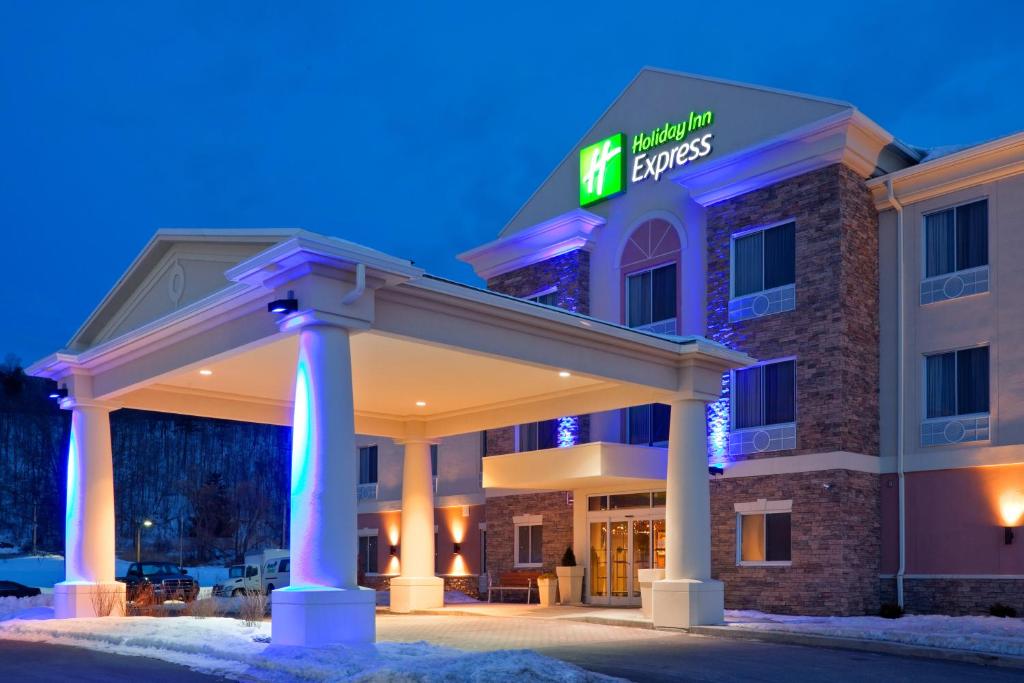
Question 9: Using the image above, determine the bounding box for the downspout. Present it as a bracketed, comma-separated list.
[886, 179, 906, 609]
[340, 263, 366, 304]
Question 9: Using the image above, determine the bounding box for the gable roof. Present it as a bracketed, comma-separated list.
[500, 67, 898, 237]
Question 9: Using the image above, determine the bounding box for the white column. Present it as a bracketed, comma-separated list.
[652, 397, 724, 628]
[390, 439, 443, 612]
[55, 400, 126, 618]
[272, 322, 375, 645]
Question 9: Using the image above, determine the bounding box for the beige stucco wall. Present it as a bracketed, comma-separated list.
[879, 172, 1024, 472]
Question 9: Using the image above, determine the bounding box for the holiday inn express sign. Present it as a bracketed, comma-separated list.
[579, 110, 714, 207]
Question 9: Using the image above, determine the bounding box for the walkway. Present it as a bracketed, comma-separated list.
[376, 612, 1024, 682]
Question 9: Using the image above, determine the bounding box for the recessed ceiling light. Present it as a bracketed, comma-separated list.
[559, 371, 571, 378]
[415, 401, 427, 407]
[199, 369, 213, 376]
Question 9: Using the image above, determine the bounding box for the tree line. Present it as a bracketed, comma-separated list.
[0, 355, 290, 564]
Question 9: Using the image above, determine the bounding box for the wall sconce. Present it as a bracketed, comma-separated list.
[267, 290, 299, 314]
[48, 385, 68, 401]
[389, 545, 398, 556]
[452, 542, 461, 554]
[708, 465, 724, 476]
[1006, 527, 1015, 545]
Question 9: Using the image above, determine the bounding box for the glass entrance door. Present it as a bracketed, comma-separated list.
[589, 515, 665, 605]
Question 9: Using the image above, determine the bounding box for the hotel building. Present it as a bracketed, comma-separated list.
[28, 69, 1024, 643]
[362, 68, 1024, 616]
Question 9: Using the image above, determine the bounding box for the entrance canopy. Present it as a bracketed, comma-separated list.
[29, 229, 749, 439]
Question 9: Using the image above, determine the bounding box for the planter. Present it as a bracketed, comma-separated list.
[636, 568, 665, 618]
[556, 566, 584, 605]
[537, 577, 558, 606]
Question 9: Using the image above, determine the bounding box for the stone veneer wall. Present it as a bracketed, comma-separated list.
[484, 248, 592, 456]
[484, 491, 574, 579]
[705, 163, 880, 461]
[879, 578, 1024, 616]
[711, 469, 880, 615]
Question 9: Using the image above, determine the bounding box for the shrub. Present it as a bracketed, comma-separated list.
[186, 597, 225, 620]
[239, 589, 269, 627]
[879, 602, 904, 619]
[560, 547, 576, 567]
[90, 587, 125, 617]
[990, 602, 1018, 618]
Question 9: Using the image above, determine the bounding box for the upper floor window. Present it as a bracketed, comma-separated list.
[430, 444, 438, 476]
[925, 199, 988, 278]
[518, 420, 558, 451]
[626, 263, 677, 330]
[926, 346, 989, 418]
[733, 359, 795, 429]
[732, 221, 796, 297]
[528, 289, 558, 307]
[627, 403, 670, 447]
[358, 445, 378, 485]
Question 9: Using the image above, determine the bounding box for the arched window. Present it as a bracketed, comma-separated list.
[620, 218, 681, 335]
[620, 218, 682, 446]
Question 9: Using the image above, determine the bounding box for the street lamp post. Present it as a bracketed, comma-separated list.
[135, 519, 154, 564]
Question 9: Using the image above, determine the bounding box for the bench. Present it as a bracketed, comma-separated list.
[487, 571, 541, 603]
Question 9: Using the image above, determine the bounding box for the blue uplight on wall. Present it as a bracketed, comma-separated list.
[557, 416, 579, 448]
[706, 373, 730, 466]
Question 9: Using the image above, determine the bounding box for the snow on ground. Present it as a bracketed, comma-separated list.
[726, 609, 1024, 657]
[0, 598, 616, 682]
[0, 555, 64, 587]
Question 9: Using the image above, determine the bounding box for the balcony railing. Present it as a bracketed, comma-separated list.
[357, 482, 378, 501]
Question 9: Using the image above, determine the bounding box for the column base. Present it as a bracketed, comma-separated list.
[651, 578, 724, 629]
[53, 581, 126, 618]
[389, 576, 444, 613]
[271, 586, 376, 646]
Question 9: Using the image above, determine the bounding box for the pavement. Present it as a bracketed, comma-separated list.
[0, 639, 228, 682]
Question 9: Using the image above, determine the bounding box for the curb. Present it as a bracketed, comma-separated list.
[687, 625, 1024, 670]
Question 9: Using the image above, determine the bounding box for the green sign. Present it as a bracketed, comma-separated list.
[579, 133, 625, 207]
[578, 110, 715, 207]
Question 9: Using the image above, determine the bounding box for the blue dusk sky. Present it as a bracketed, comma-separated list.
[1, 1, 1022, 364]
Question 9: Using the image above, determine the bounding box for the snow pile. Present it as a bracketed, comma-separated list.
[726, 609, 1024, 657]
[0, 593, 52, 621]
[0, 603, 616, 682]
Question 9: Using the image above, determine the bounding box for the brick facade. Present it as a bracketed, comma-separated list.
[361, 574, 482, 600]
[711, 469, 880, 615]
[486, 249, 591, 315]
[706, 163, 880, 461]
[485, 491, 574, 579]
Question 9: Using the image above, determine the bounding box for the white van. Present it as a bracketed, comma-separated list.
[212, 548, 288, 597]
[261, 553, 290, 595]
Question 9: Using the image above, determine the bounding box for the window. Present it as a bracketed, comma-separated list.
[925, 199, 988, 278]
[626, 263, 677, 329]
[926, 347, 989, 418]
[480, 528, 487, 574]
[738, 512, 791, 564]
[358, 445, 378, 485]
[627, 403, 670, 446]
[528, 289, 558, 307]
[515, 524, 543, 567]
[732, 221, 796, 297]
[279, 559, 290, 572]
[733, 359, 796, 429]
[430, 444, 438, 476]
[517, 421, 558, 451]
[358, 534, 378, 574]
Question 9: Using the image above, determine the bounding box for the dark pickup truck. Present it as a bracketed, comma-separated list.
[118, 562, 199, 602]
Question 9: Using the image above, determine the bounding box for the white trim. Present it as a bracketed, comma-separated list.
[721, 451, 880, 477]
[513, 514, 542, 525]
[734, 498, 793, 514]
[357, 527, 379, 537]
